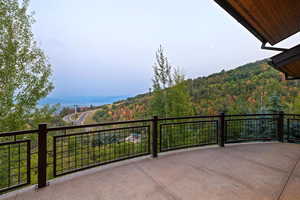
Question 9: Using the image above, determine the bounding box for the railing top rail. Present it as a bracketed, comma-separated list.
[225, 113, 279, 117]
[54, 125, 150, 138]
[47, 118, 152, 132]
[160, 120, 218, 126]
[158, 113, 281, 121]
[225, 117, 278, 121]
[158, 115, 221, 121]
[0, 129, 38, 137]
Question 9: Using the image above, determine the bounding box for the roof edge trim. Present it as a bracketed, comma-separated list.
[214, 0, 267, 44]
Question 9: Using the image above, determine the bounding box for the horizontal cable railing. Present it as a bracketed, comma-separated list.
[0, 112, 296, 194]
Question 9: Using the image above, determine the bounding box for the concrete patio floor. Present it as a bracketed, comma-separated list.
[2, 142, 300, 200]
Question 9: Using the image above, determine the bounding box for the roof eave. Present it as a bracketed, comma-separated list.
[214, 0, 267, 44]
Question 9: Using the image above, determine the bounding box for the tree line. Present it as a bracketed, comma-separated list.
[93, 59, 300, 122]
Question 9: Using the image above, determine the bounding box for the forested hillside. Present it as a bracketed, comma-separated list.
[186, 60, 298, 114]
[93, 60, 300, 122]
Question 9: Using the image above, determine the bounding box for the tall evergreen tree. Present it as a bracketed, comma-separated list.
[150, 46, 194, 117]
[150, 45, 172, 117]
[267, 94, 285, 114]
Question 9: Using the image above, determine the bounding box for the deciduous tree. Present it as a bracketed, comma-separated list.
[0, 0, 53, 131]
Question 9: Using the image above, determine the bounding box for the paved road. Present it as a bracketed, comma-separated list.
[62, 114, 74, 123]
[63, 111, 91, 125]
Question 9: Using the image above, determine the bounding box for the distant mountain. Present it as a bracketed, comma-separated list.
[39, 96, 128, 107]
[92, 59, 300, 122]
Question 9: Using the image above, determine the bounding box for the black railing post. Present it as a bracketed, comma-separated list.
[38, 123, 48, 188]
[152, 116, 158, 158]
[277, 111, 284, 142]
[219, 112, 225, 147]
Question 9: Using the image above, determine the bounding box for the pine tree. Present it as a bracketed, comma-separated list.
[267, 94, 285, 114]
[150, 45, 171, 117]
[150, 46, 194, 117]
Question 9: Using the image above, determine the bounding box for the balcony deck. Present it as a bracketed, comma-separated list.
[2, 142, 300, 200]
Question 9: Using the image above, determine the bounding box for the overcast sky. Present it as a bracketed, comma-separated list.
[29, 0, 300, 98]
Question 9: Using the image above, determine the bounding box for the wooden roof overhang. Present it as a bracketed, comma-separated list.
[214, 0, 300, 79]
[269, 44, 300, 80]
